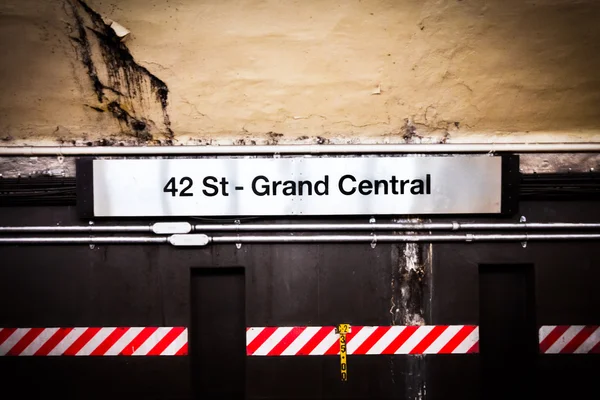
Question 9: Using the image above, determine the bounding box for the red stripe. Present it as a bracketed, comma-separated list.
[267, 327, 304, 356]
[296, 327, 334, 355]
[467, 341, 479, 353]
[175, 342, 188, 355]
[354, 326, 391, 355]
[90, 327, 129, 356]
[246, 327, 277, 355]
[120, 327, 158, 356]
[539, 326, 569, 353]
[590, 337, 600, 354]
[438, 326, 477, 354]
[561, 326, 597, 354]
[148, 327, 186, 356]
[35, 327, 73, 356]
[7, 328, 45, 356]
[382, 326, 418, 354]
[0, 328, 16, 347]
[325, 326, 364, 355]
[410, 326, 448, 354]
[63, 328, 101, 356]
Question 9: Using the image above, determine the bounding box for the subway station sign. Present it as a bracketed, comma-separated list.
[79, 156, 512, 217]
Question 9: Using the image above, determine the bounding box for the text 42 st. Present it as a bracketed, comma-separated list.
[163, 176, 229, 197]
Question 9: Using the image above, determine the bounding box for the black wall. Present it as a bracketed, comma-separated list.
[430, 201, 600, 399]
[0, 201, 598, 399]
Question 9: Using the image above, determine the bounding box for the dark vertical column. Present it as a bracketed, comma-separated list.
[190, 267, 246, 400]
[479, 264, 537, 400]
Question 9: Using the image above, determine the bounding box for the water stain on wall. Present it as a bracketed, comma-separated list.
[66, 0, 173, 142]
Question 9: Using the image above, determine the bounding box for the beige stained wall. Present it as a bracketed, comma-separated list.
[1, 0, 600, 145]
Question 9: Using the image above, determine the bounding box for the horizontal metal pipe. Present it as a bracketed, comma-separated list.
[2, 222, 600, 234]
[194, 223, 444, 232]
[1, 143, 599, 156]
[194, 222, 600, 232]
[0, 233, 599, 245]
[210, 233, 600, 244]
[0, 226, 151, 233]
[0, 236, 167, 244]
[458, 222, 600, 229]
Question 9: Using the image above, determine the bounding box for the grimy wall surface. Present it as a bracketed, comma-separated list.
[0, 200, 598, 399]
[1, 0, 600, 145]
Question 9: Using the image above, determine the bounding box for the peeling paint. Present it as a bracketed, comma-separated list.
[392, 241, 426, 326]
[390, 222, 428, 399]
[65, 0, 173, 141]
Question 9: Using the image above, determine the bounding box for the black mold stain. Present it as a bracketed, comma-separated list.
[440, 130, 450, 144]
[315, 136, 329, 144]
[265, 132, 284, 145]
[232, 138, 257, 146]
[68, 0, 173, 141]
[106, 101, 151, 140]
[69, 4, 103, 102]
[402, 119, 423, 143]
[86, 105, 105, 112]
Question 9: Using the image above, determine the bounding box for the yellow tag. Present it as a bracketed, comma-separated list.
[336, 323, 351, 335]
[337, 324, 350, 381]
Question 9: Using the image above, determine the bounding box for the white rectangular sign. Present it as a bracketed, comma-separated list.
[91, 156, 502, 217]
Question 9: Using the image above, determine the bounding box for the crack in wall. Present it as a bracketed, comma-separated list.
[66, 0, 173, 142]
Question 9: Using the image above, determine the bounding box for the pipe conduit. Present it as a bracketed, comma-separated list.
[0, 233, 600, 246]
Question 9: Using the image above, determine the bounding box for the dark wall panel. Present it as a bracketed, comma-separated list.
[431, 201, 600, 400]
[0, 207, 404, 399]
[0, 358, 191, 400]
[190, 267, 246, 399]
[0, 201, 598, 399]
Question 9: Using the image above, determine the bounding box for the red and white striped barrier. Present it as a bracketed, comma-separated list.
[0, 327, 187, 356]
[246, 325, 479, 356]
[539, 325, 600, 354]
[2, 325, 598, 356]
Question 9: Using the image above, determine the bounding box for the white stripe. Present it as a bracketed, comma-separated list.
[395, 326, 432, 354]
[21, 328, 59, 356]
[539, 325, 556, 343]
[0, 328, 30, 355]
[246, 327, 264, 346]
[452, 327, 479, 354]
[281, 327, 319, 356]
[133, 327, 171, 355]
[104, 327, 144, 355]
[47, 327, 87, 355]
[424, 325, 462, 354]
[253, 327, 292, 356]
[347, 326, 378, 355]
[162, 329, 188, 356]
[574, 327, 600, 354]
[310, 328, 338, 355]
[367, 326, 406, 355]
[76, 328, 115, 356]
[546, 325, 584, 354]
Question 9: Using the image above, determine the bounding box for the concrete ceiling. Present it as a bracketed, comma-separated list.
[1, 0, 600, 145]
